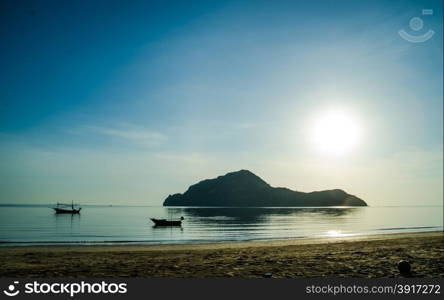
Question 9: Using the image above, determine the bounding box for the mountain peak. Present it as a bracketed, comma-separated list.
[215, 169, 270, 187]
[221, 169, 256, 177]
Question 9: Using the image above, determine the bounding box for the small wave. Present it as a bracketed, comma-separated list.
[199, 216, 237, 221]
[0, 240, 148, 244]
[377, 226, 440, 231]
[0, 235, 310, 246]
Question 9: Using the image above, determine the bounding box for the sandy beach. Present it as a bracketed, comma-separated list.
[0, 232, 442, 278]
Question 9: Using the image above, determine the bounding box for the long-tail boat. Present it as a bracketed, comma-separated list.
[53, 201, 81, 214]
[150, 216, 184, 226]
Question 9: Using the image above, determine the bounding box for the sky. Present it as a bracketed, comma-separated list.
[0, 0, 442, 206]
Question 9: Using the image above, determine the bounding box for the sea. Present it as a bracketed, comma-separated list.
[0, 205, 442, 246]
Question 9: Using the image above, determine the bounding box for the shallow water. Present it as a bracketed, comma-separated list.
[0, 205, 442, 245]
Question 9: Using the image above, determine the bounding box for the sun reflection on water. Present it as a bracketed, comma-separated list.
[325, 230, 353, 237]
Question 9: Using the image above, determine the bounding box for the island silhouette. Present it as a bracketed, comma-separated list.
[163, 170, 367, 207]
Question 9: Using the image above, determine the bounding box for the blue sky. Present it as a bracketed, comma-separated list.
[0, 0, 442, 205]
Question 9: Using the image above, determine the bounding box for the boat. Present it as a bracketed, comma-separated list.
[53, 201, 81, 214]
[150, 216, 184, 226]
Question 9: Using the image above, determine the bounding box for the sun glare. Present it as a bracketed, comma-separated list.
[313, 110, 360, 156]
[326, 230, 353, 237]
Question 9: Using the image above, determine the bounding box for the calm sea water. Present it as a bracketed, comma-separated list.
[0, 205, 442, 245]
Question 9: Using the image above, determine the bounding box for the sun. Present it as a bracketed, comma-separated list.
[313, 110, 360, 156]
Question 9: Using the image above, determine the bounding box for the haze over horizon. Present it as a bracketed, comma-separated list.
[0, 0, 442, 206]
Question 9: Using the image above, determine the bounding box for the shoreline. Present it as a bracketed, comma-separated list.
[0, 229, 444, 251]
[1, 228, 442, 249]
[0, 231, 442, 277]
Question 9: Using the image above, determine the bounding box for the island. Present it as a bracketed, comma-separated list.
[163, 170, 367, 207]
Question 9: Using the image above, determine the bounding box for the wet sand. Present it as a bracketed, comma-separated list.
[0, 231, 442, 278]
